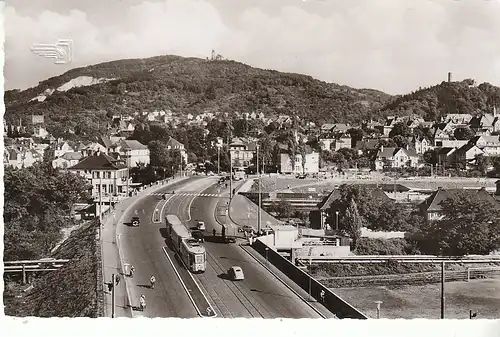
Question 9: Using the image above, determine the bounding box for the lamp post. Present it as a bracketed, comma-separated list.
[374, 301, 383, 319]
[441, 260, 445, 319]
[179, 151, 183, 177]
[217, 144, 220, 175]
[265, 247, 269, 264]
[257, 144, 261, 233]
[335, 210, 339, 232]
[308, 258, 312, 301]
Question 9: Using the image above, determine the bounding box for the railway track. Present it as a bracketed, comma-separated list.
[317, 269, 500, 288]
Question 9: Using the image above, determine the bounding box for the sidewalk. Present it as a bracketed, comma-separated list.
[100, 176, 189, 318]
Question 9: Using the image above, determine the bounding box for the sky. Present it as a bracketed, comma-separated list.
[4, 0, 500, 94]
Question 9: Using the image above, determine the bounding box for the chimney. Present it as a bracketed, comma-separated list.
[448, 72, 452, 83]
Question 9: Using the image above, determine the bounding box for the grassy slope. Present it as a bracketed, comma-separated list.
[3, 220, 101, 317]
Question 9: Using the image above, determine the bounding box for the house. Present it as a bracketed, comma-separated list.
[373, 146, 419, 170]
[455, 143, 484, 168]
[419, 187, 500, 222]
[355, 139, 379, 156]
[4, 146, 43, 168]
[68, 153, 131, 204]
[443, 113, 473, 125]
[33, 126, 49, 138]
[97, 135, 115, 154]
[229, 137, 255, 168]
[54, 141, 74, 158]
[321, 123, 350, 135]
[469, 135, 500, 156]
[113, 139, 150, 167]
[436, 147, 457, 169]
[469, 111, 500, 134]
[81, 142, 107, 157]
[52, 152, 83, 169]
[413, 136, 432, 155]
[166, 137, 188, 164]
[438, 139, 469, 148]
[280, 145, 319, 174]
[332, 134, 352, 151]
[311, 186, 390, 230]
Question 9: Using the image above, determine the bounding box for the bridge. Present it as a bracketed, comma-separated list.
[296, 255, 500, 264]
[4, 259, 71, 284]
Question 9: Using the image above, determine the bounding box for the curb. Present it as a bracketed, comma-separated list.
[101, 176, 190, 318]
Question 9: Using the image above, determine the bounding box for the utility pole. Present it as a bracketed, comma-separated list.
[229, 137, 233, 200]
[99, 172, 103, 222]
[179, 151, 183, 177]
[111, 273, 116, 318]
[257, 144, 261, 233]
[441, 261, 445, 319]
[217, 145, 220, 175]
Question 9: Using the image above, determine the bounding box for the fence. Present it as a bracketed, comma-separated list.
[252, 239, 367, 319]
[94, 220, 105, 317]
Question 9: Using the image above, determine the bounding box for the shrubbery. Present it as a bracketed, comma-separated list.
[354, 238, 420, 256]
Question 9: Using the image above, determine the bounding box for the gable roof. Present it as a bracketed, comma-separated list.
[98, 135, 114, 148]
[167, 137, 184, 148]
[69, 153, 127, 170]
[420, 188, 500, 213]
[317, 186, 392, 211]
[61, 151, 83, 161]
[118, 139, 148, 150]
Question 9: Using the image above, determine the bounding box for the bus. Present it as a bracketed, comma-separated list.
[165, 214, 207, 273]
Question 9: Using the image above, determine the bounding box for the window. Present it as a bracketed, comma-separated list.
[195, 254, 204, 264]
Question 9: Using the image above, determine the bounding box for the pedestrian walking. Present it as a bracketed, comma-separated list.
[213, 228, 216, 237]
[139, 294, 146, 311]
[320, 290, 325, 302]
[150, 275, 156, 289]
[115, 274, 121, 286]
[129, 265, 135, 278]
[107, 282, 114, 292]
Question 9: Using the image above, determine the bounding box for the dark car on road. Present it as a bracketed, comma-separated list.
[192, 230, 205, 243]
[131, 216, 140, 226]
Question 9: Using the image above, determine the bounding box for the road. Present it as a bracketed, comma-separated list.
[188, 183, 326, 318]
[117, 176, 217, 317]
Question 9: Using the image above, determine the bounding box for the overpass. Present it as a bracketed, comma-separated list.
[4, 259, 71, 284]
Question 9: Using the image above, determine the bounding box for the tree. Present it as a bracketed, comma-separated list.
[389, 122, 412, 138]
[347, 128, 364, 148]
[298, 143, 307, 174]
[274, 200, 293, 219]
[342, 199, 362, 249]
[423, 149, 438, 166]
[454, 127, 475, 140]
[415, 190, 500, 255]
[148, 141, 170, 167]
[287, 138, 298, 173]
[475, 154, 490, 175]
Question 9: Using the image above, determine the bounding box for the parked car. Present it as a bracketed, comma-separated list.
[192, 230, 205, 243]
[131, 216, 140, 226]
[197, 221, 206, 231]
[227, 266, 245, 281]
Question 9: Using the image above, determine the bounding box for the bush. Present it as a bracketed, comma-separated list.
[354, 238, 420, 255]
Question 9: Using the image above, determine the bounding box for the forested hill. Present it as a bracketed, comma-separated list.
[4, 55, 390, 138]
[380, 79, 500, 122]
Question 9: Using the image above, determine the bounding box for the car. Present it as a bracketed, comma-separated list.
[239, 225, 255, 234]
[131, 216, 140, 226]
[227, 266, 244, 281]
[191, 230, 204, 243]
[197, 221, 206, 231]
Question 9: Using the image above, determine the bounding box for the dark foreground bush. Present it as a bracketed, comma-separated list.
[3, 220, 101, 317]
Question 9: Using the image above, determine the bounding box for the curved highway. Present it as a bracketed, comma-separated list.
[117, 175, 325, 318]
[189, 184, 325, 318]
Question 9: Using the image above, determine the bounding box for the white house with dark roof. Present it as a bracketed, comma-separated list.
[4, 146, 43, 168]
[280, 144, 319, 174]
[166, 137, 188, 163]
[52, 152, 83, 169]
[112, 139, 150, 167]
[469, 135, 500, 156]
[68, 153, 131, 203]
[374, 146, 419, 170]
[455, 143, 484, 168]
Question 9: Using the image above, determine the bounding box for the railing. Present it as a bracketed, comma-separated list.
[296, 255, 500, 263]
[4, 259, 71, 283]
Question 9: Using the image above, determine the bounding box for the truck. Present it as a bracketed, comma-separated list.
[221, 224, 238, 243]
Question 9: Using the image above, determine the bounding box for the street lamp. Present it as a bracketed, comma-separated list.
[265, 247, 269, 264]
[374, 301, 383, 319]
[256, 144, 262, 233]
[335, 210, 339, 232]
[308, 259, 312, 301]
[217, 144, 220, 175]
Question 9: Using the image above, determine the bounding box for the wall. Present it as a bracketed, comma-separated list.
[252, 239, 367, 319]
[295, 245, 350, 258]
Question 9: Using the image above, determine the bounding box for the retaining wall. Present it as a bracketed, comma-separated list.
[252, 239, 367, 319]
